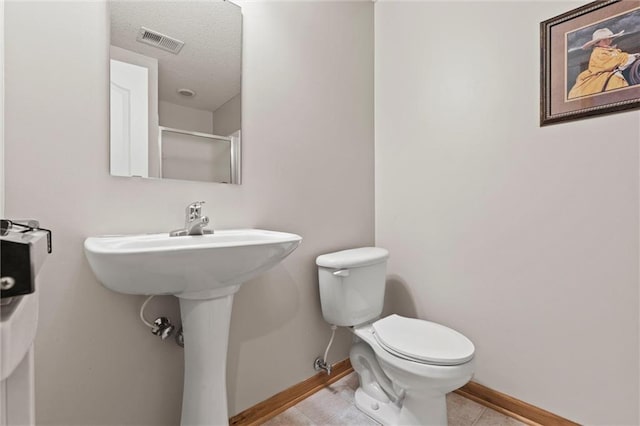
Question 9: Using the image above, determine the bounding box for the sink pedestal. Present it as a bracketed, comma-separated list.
[179, 295, 234, 426]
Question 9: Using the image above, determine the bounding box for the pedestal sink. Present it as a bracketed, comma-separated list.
[84, 229, 302, 425]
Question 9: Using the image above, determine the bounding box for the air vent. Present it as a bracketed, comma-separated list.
[136, 27, 184, 54]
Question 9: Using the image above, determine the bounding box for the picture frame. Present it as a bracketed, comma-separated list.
[541, 0, 640, 126]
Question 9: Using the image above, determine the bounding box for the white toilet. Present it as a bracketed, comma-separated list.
[316, 247, 475, 426]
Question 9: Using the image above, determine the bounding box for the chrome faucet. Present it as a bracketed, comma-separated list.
[170, 201, 214, 237]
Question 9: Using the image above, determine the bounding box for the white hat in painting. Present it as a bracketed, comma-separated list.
[582, 27, 624, 49]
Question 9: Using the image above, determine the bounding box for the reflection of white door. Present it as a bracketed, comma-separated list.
[110, 59, 148, 177]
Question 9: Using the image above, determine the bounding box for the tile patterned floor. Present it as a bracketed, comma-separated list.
[262, 373, 527, 426]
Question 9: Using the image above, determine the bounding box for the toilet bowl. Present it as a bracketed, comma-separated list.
[350, 317, 475, 425]
[316, 248, 475, 426]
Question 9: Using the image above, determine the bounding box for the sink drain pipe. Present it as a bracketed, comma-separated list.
[314, 324, 337, 375]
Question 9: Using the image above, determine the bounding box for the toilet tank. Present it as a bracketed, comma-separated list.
[316, 247, 389, 327]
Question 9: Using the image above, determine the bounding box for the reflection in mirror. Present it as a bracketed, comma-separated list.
[109, 0, 242, 184]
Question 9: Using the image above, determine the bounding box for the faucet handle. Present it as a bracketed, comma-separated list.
[186, 201, 206, 222]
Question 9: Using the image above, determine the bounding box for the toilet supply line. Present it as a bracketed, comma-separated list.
[314, 324, 337, 375]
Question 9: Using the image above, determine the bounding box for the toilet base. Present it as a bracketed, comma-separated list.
[354, 387, 400, 425]
[397, 392, 447, 426]
[354, 387, 448, 426]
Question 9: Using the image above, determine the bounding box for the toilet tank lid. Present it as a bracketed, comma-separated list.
[316, 247, 389, 269]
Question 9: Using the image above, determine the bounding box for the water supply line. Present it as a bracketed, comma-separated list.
[139, 295, 176, 341]
[314, 324, 337, 375]
[139, 295, 155, 328]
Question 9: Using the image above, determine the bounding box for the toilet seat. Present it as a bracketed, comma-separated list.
[372, 315, 475, 366]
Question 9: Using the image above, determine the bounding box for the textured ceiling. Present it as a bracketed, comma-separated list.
[110, 0, 241, 113]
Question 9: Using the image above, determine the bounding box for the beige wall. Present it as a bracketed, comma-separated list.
[4, 1, 373, 424]
[375, 1, 639, 424]
[212, 93, 241, 137]
[159, 100, 213, 134]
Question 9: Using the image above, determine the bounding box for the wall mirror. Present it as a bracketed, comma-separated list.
[109, 0, 242, 184]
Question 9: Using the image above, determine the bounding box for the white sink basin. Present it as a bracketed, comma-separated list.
[84, 229, 302, 299]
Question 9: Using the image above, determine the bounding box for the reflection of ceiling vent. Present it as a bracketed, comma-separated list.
[136, 27, 184, 54]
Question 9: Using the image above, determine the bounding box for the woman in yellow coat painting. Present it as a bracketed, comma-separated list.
[568, 28, 640, 99]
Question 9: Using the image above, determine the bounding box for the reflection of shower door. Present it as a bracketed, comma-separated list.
[158, 127, 239, 183]
[110, 59, 149, 177]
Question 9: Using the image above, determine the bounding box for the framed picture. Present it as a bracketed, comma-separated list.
[541, 0, 640, 126]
